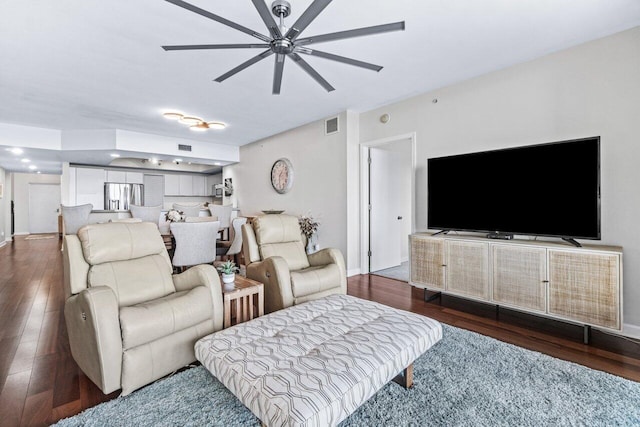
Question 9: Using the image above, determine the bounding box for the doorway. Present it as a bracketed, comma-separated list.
[360, 134, 415, 278]
[29, 183, 61, 234]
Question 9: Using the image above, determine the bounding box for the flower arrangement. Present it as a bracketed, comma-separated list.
[165, 209, 186, 222]
[298, 214, 319, 239]
[217, 260, 239, 274]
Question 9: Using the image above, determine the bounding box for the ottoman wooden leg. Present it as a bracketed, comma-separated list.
[392, 363, 414, 389]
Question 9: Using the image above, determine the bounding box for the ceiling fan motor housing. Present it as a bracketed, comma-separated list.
[271, 0, 291, 18]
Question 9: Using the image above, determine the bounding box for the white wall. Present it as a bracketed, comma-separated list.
[13, 173, 61, 235]
[226, 112, 349, 258]
[0, 167, 6, 246]
[357, 27, 640, 328]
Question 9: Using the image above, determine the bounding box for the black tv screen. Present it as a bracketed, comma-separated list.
[427, 137, 601, 240]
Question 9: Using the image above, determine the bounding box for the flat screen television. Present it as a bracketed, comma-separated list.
[427, 136, 600, 245]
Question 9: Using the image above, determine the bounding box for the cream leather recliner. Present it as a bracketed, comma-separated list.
[242, 214, 346, 314]
[63, 222, 223, 396]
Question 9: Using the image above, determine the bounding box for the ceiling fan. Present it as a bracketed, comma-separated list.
[162, 0, 405, 94]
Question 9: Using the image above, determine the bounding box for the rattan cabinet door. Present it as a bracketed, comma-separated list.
[548, 250, 620, 329]
[492, 245, 547, 312]
[446, 240, 490, 299]
[409, 236, 445, 290]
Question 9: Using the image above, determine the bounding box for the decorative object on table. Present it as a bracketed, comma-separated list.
[271, 158, 293, 194]
[262, 210, 285, 215]
[298, 213, 319, 254]
[165, 209, 186, 222]
[217, 260, 239, 284]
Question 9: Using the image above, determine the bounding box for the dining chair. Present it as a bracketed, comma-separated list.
[130, 204, 163, 227]
[209, 205, 233, 240]
[172, 203, 202, 218]
[170, 221, 220, 271]
[217, 217, 247, 265]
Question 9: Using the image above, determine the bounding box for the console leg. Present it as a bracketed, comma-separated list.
[583, 325, 591, 344]
[424, 289, 442, 302]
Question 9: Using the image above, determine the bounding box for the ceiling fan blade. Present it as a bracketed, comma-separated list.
[288, 53, 334, 92]
[273, 54, 286, 95]
[284, 0, 333, 41]
[165, 0, 271, 42]
[295, 47, 383, 72]
[163, 43, 270, 51]
[251, 0, 282, 39]
[214, 49, 274, 83]
[296, 21, 405, 46]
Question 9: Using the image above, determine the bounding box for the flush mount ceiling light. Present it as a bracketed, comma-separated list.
[163, 112, 184, 120]
[162, 0, 405, 94]
[28, 165, 37, 170]
[21, 158, 30, 163]
[163, 111, 226, 131]
[6, 147, 24, 155]
[110, 153, 120, 158]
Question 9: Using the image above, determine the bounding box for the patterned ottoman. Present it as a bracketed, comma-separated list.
[195, 294, 442, 426]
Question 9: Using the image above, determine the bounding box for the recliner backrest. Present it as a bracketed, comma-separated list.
[77, 222, 175, 307]
[253, 215, 309, 270]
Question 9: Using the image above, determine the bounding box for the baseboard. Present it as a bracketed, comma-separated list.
[347, 268, 361, 277]
[622, 324, 640, 340]
[0, 241, 5, 248]
[14, 232, 28, 236]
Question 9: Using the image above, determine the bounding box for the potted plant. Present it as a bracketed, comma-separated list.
[217, 260, 239, 284]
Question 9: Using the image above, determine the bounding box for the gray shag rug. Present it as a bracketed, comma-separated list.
[54, 325, 640, 426]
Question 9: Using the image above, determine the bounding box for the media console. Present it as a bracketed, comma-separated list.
[409, 233, 623, 340]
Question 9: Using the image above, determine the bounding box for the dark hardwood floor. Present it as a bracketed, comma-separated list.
[1, 235, 639, 426]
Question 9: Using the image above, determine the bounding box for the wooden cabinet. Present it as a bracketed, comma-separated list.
[548, 250, 621, 330]
[410, 234, 623, 331]
[492, 245, 546, 313]
[409, 236, 445, 290]
[446, 240, 489, 300]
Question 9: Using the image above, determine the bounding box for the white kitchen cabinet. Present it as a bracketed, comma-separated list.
[179, 175, 193, 196]
[126, 172, 144, 184]
[164, 175, 180, 196]
[106, 170, 126, 183]
[192, 175, 206, 196]
[76, 167, 105, 210]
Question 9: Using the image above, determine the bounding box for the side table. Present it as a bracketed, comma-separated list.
[222, 275, 264, 328]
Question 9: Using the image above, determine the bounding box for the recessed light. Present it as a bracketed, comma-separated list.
[28, 165, 37, 170]
[21, 158, 30, 163]
[163, 112, 184, 120]
[179, 116, 203, 125]
[150, 158, 159, 165]
[174, 158, 183, 163]
[207, 122, 226, 130]
[214, 162, 222, 166]
[37, 171, 41, 174]
[110, 153, 120, 158]
[7, 147, 23, 155]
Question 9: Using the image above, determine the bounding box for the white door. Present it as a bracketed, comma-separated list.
[369, 147, 402, 271]
[29, 183, 61, 234]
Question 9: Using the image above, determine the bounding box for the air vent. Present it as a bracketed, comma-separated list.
[325, 116, 339, 135]
[178, 144, 192, 152]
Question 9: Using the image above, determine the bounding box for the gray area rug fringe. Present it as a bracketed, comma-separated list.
[54, 324, 640, 426]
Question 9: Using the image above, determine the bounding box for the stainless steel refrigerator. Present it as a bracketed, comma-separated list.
[104, 183, 144, 211]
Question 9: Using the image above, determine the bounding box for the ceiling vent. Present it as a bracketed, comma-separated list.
[325, 116, 339, 135]
[178, 144, 192, 152]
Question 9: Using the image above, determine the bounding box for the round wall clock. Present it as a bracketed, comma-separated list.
[271, 158, 294, 194]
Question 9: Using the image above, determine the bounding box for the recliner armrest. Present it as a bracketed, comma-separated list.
[246, 256, 293, 314]
[172, 264, 224, 331]
[64, 286, 122, 394]
[307, 248, 347, 293]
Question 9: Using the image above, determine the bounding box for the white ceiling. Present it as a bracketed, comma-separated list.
[1, 0, 639, 156]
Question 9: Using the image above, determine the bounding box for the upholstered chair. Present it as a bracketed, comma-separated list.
[61, 203, 93, 235]
[209, 205, 234, 240]
[129, 204, 162, 227]
[172, 203, 202, 218]
[63, 222, 223, 396]
[217, 217, 247, 265]
[170, 221, 220, 270]
[242, 214, 346, 314]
